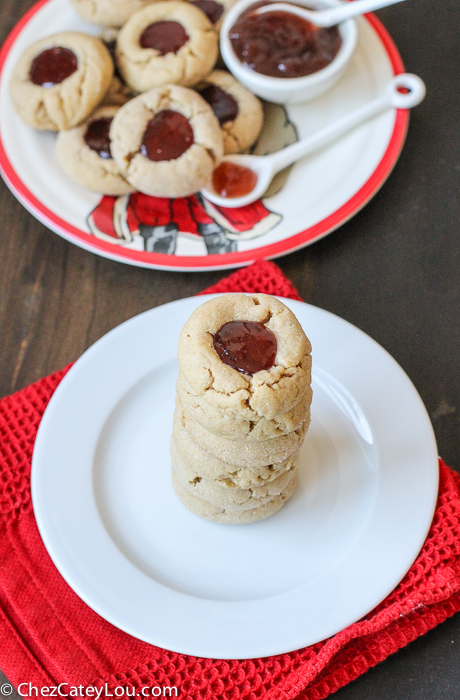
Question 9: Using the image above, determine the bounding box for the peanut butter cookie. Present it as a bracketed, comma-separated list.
[178, 294, 312, 421]
[116, 1, 218, 92]
[172, 439, 297, 510]
[9, 32, 113, 131]
[177, 397, 309, 468]
[71, 0, 155, 28]
[177, 370, 312, 440]
[197, 70, 263, 154]
[172, 465, 297, 524]
[110, 84, 223, 197]
[56, 105, 134, 195]
[172, 404, 299, 488]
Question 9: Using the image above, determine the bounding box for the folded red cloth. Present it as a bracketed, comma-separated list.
[1, 260, 459, 700]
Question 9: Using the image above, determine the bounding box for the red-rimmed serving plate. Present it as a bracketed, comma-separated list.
[0, 0, 408, 271]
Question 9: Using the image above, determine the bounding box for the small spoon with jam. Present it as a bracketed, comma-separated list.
[201, 73, 425, 208]
[253, 0, 407, 28]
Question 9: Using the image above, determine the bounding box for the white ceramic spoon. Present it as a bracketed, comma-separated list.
[201, 73, 425, 208]
[253, 0, 407, 27]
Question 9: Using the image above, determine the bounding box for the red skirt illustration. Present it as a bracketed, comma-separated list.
[87, 192, 282, 255]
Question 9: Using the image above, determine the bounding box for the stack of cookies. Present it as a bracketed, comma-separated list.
[171, 293, 313, 524]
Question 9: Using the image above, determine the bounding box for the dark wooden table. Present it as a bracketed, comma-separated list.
[1, 0, 459, 697]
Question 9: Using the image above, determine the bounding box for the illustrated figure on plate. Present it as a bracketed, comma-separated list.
[86, 104, 298, 255]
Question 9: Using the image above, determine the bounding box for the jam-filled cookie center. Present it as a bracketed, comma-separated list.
[29, 47, 78, 87]
[199, 85, 239, 125]
[140, 110, 194, 161]
[190, 0, 224, 24]
[213, 321, 277, 375]
[140, 21, 189, 54]
[85, 118, 113, 160]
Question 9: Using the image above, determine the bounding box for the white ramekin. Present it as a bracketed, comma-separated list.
[220, 0, 358, 104]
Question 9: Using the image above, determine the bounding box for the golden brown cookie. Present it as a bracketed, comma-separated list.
[196, 70, 263, 154]
[177, 294, 312, 421]
[9, 32, 113, 131]
[110, 84, 223, 197]
[116, 1, 218, 92]
[177, 370, 312, 440]
[71, 0, 155, 27]
[171, 439, 297, 510]
[177, 398, 309, 468]
[172, 464, 298, 524]
[56, 105, 134, 195]
[172, 404, 299, 488]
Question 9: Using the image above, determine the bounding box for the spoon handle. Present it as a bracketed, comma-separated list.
[265, 73, 425, 174]
[256, 0, 407, 26]
[318, 0, 407, 27]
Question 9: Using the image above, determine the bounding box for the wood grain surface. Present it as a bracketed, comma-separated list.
[0, 0, 459, 698]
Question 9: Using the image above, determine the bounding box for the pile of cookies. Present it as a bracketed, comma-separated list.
[172, 293, 313, 523]
[9, 0, 264, 198]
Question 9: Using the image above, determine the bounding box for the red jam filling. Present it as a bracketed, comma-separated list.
[140, 21, 189, 54]
[84, 118, 113, 160]
[229, 2, 342, 78]
[29, 47, 78, 87]
[199, 85, 239, 125]
[213, 321, 277, 375]
[212, 162, 258, 198]
[140, 110, 194, 161]
[190, 0, 224, 24]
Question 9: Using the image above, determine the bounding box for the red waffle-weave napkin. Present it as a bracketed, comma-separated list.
[1, 260, 460, 700]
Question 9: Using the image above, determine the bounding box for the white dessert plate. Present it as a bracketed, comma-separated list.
[0, 0, 409, 271]
[31, 296, 439, 659]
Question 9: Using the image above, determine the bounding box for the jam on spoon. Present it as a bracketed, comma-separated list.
[212, 161, 258, 198]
